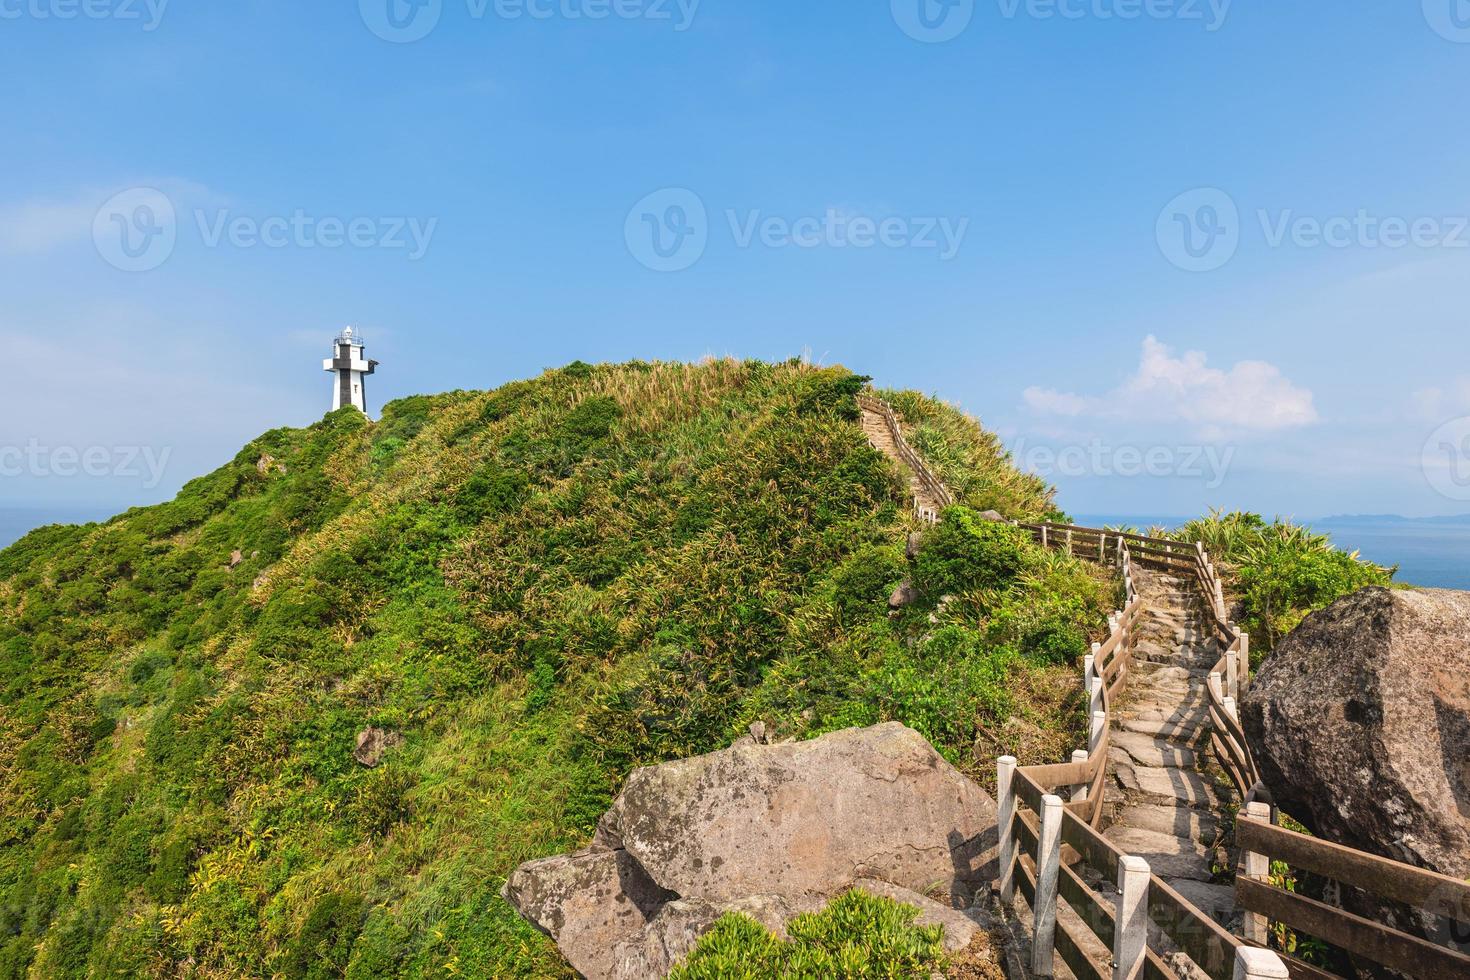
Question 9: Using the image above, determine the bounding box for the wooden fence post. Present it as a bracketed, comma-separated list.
[1042, 526, 1049, 548]
[1226, 635, 1240, 702]
[1223, 696, 1238, 723]
[1066, 529, 1073, 556]
[1090, 710, 1107, 755]
[1114, 855, 1150, 980]
[1071, 749, 1089, 803]
[1032, 794, 1064, 977]
[1239, 801, 1272, 945]
[1232, 947, 1289, 980]
[997, 756, 1017, 904]
[1088, 644, 1102, 715]
[1099, 533, 1107, 562]
[1238, 631, 1251, 698]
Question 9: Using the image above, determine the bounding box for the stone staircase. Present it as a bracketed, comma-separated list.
[1104, 567, 1237, 928]
[859, 402, 948, 517]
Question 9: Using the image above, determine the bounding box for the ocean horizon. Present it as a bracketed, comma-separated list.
[1076, 513, 1470, 591]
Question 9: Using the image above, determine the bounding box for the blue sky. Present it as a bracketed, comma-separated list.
[3, 0, 1470, 523]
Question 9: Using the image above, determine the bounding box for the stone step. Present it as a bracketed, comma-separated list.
[1111, 731, 1198, 768]
[1129, 766, 1217, 807]
[1114, 804, 1218, 842]
[1165, 879, 1238, 925]
[1118, 716, 1200, 741]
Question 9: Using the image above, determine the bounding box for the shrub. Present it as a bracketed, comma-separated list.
[912, 507, 1029, 599]
[668, 890, 948, 979]
[283, 892, 367, 980]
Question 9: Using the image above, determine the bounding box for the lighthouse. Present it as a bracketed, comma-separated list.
[323, 327, 378, 414]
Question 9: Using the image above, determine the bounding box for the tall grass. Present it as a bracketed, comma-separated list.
[0, 360, 1090, 978]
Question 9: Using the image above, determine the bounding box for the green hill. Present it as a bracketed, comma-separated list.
[0, 359, 1112, 977]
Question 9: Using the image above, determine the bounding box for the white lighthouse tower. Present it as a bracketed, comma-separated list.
[323, 327, 378, 414]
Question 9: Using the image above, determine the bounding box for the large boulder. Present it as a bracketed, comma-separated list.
[595, 722, 997, 905]
[1241, 586, 1470, 878]
[505, 723, 997, 978]
[503, 848, 674, 980]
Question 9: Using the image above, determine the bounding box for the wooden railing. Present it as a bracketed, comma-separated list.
[999, 519, 1470, 980]
[1000, 524, 1270, 980]
[855, 394, 953, 523]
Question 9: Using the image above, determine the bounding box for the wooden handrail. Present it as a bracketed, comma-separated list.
[1007, 518, 1470, 980]
[1236, 820, 1470, 924]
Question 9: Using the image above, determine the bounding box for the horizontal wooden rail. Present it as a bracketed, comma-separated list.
[1236, 819, 1470, 924]
[1235, 877, 1470, 978]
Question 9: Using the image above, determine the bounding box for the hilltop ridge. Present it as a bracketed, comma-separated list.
[0, 358, 1117, 977]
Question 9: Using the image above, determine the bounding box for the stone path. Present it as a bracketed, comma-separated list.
[1103, 567, 1237, 926]
[859, 404, 947, 516]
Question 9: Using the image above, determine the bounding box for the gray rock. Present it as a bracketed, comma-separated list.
[597, 723, 996, 906]
[353, 727, 402, 767]
[889, 579, 920, 610]
[608, 894, 809, 979]
[906, 531, 927, 560]
[1242, 587, 1470, 879]
[978, 510, 1006, 522]
[504, 847, 675, 980]
[507, 724, 998, 977]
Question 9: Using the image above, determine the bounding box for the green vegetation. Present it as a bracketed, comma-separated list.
[0, 360, 1106, 977]
[1165, 510, 1395, 649]
[667, 890, 947, 979]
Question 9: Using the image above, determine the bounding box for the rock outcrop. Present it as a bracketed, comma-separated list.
[1242, 586, 1470, 878]
[353, 727, 402, 768]
[504, 723, 997, 978]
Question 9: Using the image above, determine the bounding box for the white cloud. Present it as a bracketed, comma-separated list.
[1023, 336, 1319, 435]
[0, 197, 100, 255]
[0, 179, 219, 256]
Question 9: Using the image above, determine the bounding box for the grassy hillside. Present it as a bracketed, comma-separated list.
[0, 359, 1110, 977]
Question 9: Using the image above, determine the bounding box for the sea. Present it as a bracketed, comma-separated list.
[1076, 514, 1470, 591]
